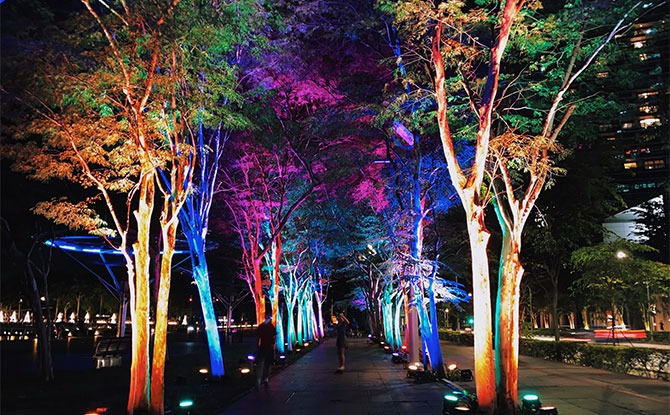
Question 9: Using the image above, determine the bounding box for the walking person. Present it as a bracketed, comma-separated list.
[335, 312, 350, 373]
[256, 313, 276, 387]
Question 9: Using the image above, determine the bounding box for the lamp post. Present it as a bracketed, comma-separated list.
[612, 250, 629, 344]
[645, 280, 654, 341]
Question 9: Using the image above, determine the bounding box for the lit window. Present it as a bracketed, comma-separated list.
[596, 72, 609, 78]
[633, 41, 645, 48]
[639, 118, 661, 128]
[639, 105, 658, 114]
[624, 161, 638, 169]
[644, 159, 665, 170]
[622, 122, 634, 129]
[638, 91, 658, 99]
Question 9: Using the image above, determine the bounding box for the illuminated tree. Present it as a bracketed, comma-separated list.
[175, 0, 267, 373]
[384, 1, 658, 412]
[222, 138, 316, 325]
[176, 125, 227, 378]
[571, 240, 670, 331]
[2, 226, 55, 382]
[2, 1, 261, 413]
[488, 3, 652, 412]
[379, 2, 523, 405]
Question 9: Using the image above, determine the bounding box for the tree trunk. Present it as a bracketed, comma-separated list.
[26, 257, 54, 382]
[466, 211, 495, 414]
[581, 307, 589, 330]
[552, 272, 560, 342]
[253, 257, 265, 325]
[193, 257, 224, 377]
[495, 233, 524, 415]
[150, 217, 178, 414]
[128, 169, 154, 414]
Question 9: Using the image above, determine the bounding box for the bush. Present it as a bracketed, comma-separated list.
[439, 330, 670, 380]
[439, 329, 473, 346]
[519, 339, 670, 380]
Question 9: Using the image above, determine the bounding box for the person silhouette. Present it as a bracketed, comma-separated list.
[256, 314, 276, 387]
[335, 312, 350, 373]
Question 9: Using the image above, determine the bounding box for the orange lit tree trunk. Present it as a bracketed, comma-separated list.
[128, 167, 155, 414]
[492, 215, 525, 415]
[150, 213, 180, 414]
[151, 147, 191, 412]
[253, 257, 266, 324]
[269, 232, 282, 325]
[431, 2, 523, 412]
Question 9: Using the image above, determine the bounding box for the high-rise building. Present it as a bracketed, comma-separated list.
[603, 5, 669, 208]
[601, 5, 669, 333]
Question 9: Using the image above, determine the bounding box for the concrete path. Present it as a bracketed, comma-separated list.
[219, 337, 670, 415]
[218, 337, 446, 415]
[439, 342, 669, 415]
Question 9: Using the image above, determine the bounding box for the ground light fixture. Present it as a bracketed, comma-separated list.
[275, 353, 287, 366]
[238, 357, 253, 376]
[445, 363, 460, 380]
[441, 380, 477, 415]
[177, 398, 194, 414]
[520, 393, 558, 415]
[391, 350, 408, 364]
[406, 361, 424, 378]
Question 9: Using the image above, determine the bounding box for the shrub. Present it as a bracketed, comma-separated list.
[519, 339, 670, 380]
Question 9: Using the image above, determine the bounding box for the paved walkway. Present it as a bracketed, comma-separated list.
[219, 337, 446, 415]
[219, 337, 670, 415]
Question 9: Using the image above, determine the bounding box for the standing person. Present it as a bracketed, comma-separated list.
[256, 314, 276, 387]
[335, 312, 350, 373]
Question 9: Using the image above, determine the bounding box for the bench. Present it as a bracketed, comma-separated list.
[93, 337, 130, 369]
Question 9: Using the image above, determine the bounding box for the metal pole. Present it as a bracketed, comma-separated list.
[646, 282, 654, 341]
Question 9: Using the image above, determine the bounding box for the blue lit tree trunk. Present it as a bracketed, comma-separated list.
[381, 283, 395, 345]
[392, 288, 405, 349]
[280, 256, 302, 351]
[380, 279, 404, 349]
[264, 232, 284, 352]
[296, 281, 305, 344]
[417, 259, 445, 377]
[178, 123, 226, 378]
[304, 292, 315, 341]
[312, 260, 329, 338]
